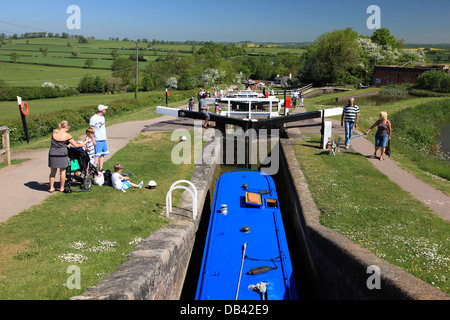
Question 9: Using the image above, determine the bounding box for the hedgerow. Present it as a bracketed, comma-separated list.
[5, 89, 197, 146]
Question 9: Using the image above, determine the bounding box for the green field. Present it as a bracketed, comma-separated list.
[0, 63, 112, 88]
[0, 37, 307, 88]
[0, 38, 192, 87]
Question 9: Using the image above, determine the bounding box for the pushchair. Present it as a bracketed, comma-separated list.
[65, 147, 98, 193]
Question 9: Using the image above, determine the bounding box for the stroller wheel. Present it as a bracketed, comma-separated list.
[83, 177, 92, 190]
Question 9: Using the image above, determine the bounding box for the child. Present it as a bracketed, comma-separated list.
[84, 126, 96, 166]
[112, 163, 143, 192]
[215, 100, 219, 114]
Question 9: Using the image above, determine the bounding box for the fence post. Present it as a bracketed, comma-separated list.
[0, 126, 11, 166]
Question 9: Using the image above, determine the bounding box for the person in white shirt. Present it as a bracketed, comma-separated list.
[89, 104, 109, 171]
[112, 163, 143, 192]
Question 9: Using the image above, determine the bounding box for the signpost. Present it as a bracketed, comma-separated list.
[17, 96, 30, 143]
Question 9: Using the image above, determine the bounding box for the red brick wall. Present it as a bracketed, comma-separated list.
[373, 65, 449, 87]
[373, 67, 422, 87]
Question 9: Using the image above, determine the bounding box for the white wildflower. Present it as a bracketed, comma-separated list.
[128, 237, 143, 246]
[58, 253, 88, 264]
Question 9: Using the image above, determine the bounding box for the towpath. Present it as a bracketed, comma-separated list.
[0, 114, 173, 223]
[286, 107, 450, 222]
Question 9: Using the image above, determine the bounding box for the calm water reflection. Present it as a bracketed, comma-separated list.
[325, 94, 412, 107]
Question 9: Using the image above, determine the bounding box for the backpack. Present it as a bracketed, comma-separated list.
[103, 169, 113, 187]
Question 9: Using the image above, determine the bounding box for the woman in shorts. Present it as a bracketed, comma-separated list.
[365, 111, 392, 161]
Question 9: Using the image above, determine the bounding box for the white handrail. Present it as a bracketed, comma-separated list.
[165, 180, 198, 220]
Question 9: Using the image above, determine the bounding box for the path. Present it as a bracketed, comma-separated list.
[0, 114, 173, 223]
[286, 107, 450, 222]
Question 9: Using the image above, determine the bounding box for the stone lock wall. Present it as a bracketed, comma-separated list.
[70, 140, 219, 300]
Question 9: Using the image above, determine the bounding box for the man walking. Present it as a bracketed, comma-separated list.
[341, 97, 360, 149]
[89, 104, 109, 171]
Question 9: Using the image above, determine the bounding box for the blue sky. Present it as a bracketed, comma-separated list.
[1, 0, 449, 43]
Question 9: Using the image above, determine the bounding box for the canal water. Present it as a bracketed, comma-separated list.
[325, 94, 413, 107]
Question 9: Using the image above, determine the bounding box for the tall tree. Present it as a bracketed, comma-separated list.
[370, 28, 404, 50]
[111, 57, 135, 84]
[298, 28, 362, 85]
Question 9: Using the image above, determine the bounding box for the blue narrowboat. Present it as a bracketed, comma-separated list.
[195, 169, 298, 300]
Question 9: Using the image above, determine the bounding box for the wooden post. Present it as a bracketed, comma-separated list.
[0, 126, 11, 166]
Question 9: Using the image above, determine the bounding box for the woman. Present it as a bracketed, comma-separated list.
[365, 111, 392, 161]
[48, 120, 85, 192]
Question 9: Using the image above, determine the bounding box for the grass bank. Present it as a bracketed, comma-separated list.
[0, 131, 195, 299]
[356, 97, 450, 194]
[294, 134, 450, 295]
[388, 99, 450, 181]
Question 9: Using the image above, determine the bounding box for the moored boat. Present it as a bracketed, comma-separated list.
[195, 169, 298, 300]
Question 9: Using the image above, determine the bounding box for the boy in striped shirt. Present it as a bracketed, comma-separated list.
[84, 126, 96, 165]
[340, 97, 360, 149]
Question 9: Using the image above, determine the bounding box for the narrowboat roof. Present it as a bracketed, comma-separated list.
[196, 169, 297, 300]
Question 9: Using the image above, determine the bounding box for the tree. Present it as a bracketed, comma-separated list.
[199, 68, 225, 88]
[417, 70, 450, 93]
[370, 28, 404, 50]
[298, 28, 362, 85]
[242, 56, 275, 80]
[111, 49, 119, 59]
[178, 71, 194, 90]
[105, 77, 124, 93]
[78, 36, 88, 44]
[71, 48, 80, 57]
[10, 52, 20, 62]
[165, 76, 178, 90]
[141, 75, 154, 91]
[111, 57, 135, 84]
[85, 58, 94, 68]
[39, 47, 49, 57]
[77, 75, 105, 93]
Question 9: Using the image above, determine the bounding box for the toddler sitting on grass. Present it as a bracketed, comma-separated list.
[112, 163, 143, 192]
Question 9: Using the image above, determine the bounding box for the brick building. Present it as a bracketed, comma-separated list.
[372, 64, 449, 87]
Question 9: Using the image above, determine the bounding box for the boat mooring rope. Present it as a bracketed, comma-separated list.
[235, 242, 247, 300]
